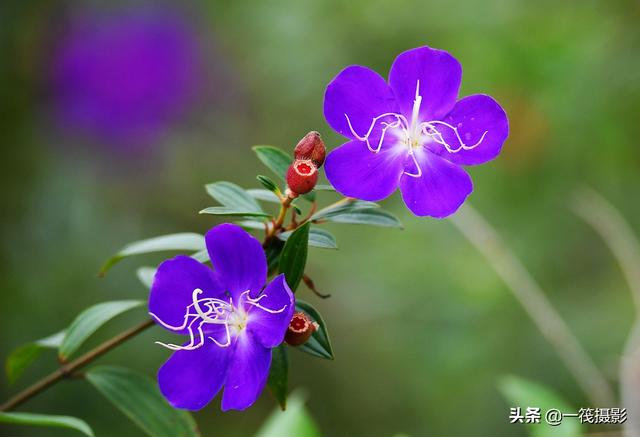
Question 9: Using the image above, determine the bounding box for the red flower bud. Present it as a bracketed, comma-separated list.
[294, 131, 326, 167]
[286, 159, 318, 195]
[285, 311, 318, 346]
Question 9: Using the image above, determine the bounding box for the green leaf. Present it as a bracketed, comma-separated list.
[238, 220, 268, 230]
[498, 375, 582, 437]
[0, 412, 94, 436]
[265, 238, 285, 274]
[255, 392, 321, 437]
[6, 331, 65, 384]
[100, 233, 205, 275]
[205, 181, 263, 213]
[59, 300, 144, 360]
[252, 146, 292, 181]
[278, 228, 337, 249]
[314, 184, 335, 191]
[247, 188, 281, 204]
[278, 223, 310, 291]
[256, 175, 281, 194]
[301, 191, 316, 203]
[310, 199, 379, 221]
[86, 366, 197, 437]
[136, 267, 156, 289]
[199, 206, 270, 217]
[267, 344, 288, 410]
[295, 300, 334, 360]
[190, 249, 209, 263]
[323, 209, 403, 228]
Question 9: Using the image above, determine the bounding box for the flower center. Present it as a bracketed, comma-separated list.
[343, 80, 489, 178]
[149, 288, 288, 351]
[227, 308, 248, 335]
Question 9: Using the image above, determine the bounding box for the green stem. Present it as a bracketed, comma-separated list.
[450, 204, 615, 406]
[0, 319, 154, 412]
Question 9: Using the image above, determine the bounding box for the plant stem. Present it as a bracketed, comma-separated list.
[264, 195, 296, 242]
[571, 188, 640, 313]
[450, 204, 615, 406]
[570, 187, 640, 434]
[0, 319, 154, 412]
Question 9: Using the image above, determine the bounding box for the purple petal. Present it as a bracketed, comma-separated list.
[389, 46, 461, 121]
[149, 255, 224, 333]
[429, 94, 509, 166]
[325, 140, 406, 201]
[205, 224, 267, 301]
[324, 65, 399, 140]
[400, 149, 472, 218]
[158, 341, 230, 411]
[247, 274, 295, 349]
[221, 333, 271, 411]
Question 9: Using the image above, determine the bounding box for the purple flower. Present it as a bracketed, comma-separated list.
[148, 224, 294, 411]
[49, 5, 204, 149]
[324, 46, 509, 218]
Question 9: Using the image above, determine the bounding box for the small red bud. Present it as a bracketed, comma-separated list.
[286, 159, 318, 195]
[294, 131, 326, 167]
[285, 311, 318, 346]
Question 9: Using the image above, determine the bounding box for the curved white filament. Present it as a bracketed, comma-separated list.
[420, 120, 488, 154]
[403, 151, 422, 178]
[345, 112, 409, 153]
[152, 288, 288, 351]
[239, 290, 287, 314]
[342, 80, 489, 178]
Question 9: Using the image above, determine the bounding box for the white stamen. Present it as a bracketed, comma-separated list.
[410, 80, 422, 135]
[345, 112, 408, 153]
[342, 79, 489, 178]
[239, 290, 287, 314]
[152, 288, 287, 351]
[403, 151, 422, 178]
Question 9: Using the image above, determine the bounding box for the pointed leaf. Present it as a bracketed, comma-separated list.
[205, 181, 263, 213]
[267, 344, 288, 410]
[498, 375, 582, 437]
[199, 207, 270, 217]
[314, 184, 335, 191]
[136, 267, 156, 289]
[265, 238, 285, 275]
[238, 220, 268, 230]
[59, 300, 144, 360]
[6, 331, 65, 384]
[302, 191, 316, 203]
[252, 146, 292, 180]
[295, 300, 334, 360]
[86, 366, 197, 437]
[323, 209, 403, 228]
[190, 249, 210, 263]
[248, 189, 281, 204]
[278, 228, 337, 249]
[278, 223, 310, 291]
[256, 175, 281, 194]
[310, 200, 379, 221]
[0, 412, 94, 436]
[100, 233, 205, 275]
[255, 392, 321, 437]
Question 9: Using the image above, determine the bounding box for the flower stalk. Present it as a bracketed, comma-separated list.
[450, 204, 615, 406]
[1, 319, 154, 412]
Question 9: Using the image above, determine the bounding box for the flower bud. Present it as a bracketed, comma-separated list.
[285, 311, 318, 346]
[294, 131, 326, 167]
[286, 159, 318, 195]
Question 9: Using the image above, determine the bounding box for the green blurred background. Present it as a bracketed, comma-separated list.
[1, 0, 639, 435]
